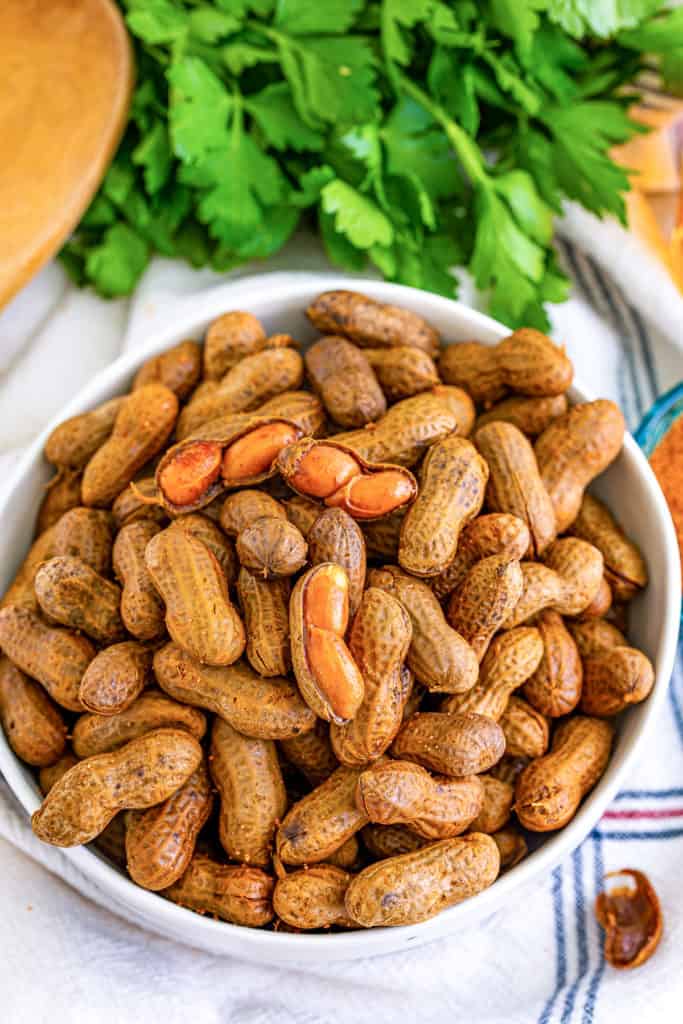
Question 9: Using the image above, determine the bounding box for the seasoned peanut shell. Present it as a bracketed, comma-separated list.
[305, 335, 386, 428]
[237, 570, 291, 677]
[306, 290, 439, 356]
[133, 340, 202, 399]
[72, 690, 206, 758]
[0, 656, 67, 766]
[79, 642, 152, 716]
[165, 854, 274, 926]
[391, 712, 505, 777]
[276, 765, 368, 865]
[308, 508, 366, 618]
[45, 396, 125, 469]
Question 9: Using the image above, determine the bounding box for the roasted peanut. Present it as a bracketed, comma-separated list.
[126, 761, 213, 891]
[274, 865, 354, 930]
[441, 627, 543, 719]
[330, 588, 412, 766]
[567, 618, 626, 658]
[279, 722, 338, 787]
[578, 575, 613, 619]
[112, 520, 165, 640]
[37, 469, 82, 533]
[569, 493, 647, 601]
[236, 515, 307, 579]
[72, 690, 206, 758]
[595, 869, 663, 970]
[290, 564, 365, 724]
[446, 555, 524, 661]
[94, 813, 128, 866]
[362, 512, 403, 560]
[146, 526, 245, 665]
[166, 515, 236, 589]
[489, 753, 530, 785]
[535, 400, 626, 533]
[345, 834, 499, 927]
[257, 390, 326, 438]
[307, 290, 439, 356]
[360, 824, 427, 860]
[82, 385, 178, 506]
[165, 854, 274, 926]
[210, 718, 286, 867]
[516, 716, 614, 831]
[581, 647, 654, 716]
[0, 656, 67, 766]
[39, 751, 79, 794]
[203, 311, 266, 378]
[368, 565, 478, 694]
[364, 347, 440, 402]
[392, 712, 505, 777]
[237, 569, 291, 677]
[398, 437, 488, 577]
[154, 643, 315, 740]
[34, 556, 124, 643]
[32, 728, 203, 846]
[0, 606, 92, 711]
[504, 538, 604, 627]
[283, 495, 321, 537]
[308, 508, 366, 618]
[0, 525, 56, 611]
[356, 760, 483, 839]
[470, 775, 513, 834]
[222, 497, 288, 552]
[79, 642, 152, 715]
[133, 340, 202, 399]
[439, 329, 572, 403]
[334, 392, 460, 467]
[475, 421, 556, 557]
[45, 396, 125, 469]
[431, 513, 530, 601]
[475, 394, 569, 437]
[112, 476, 167, 528]
[276, 764, 367, 865]
[326, 835, 361, 871]
[523, 611, 583, 717]
[492, 827, 528, 869]
[305, 335, 386, 428]
[52, 507, 114, 574]
[499, 696, 550, 759]
[177, 347, 304, 438]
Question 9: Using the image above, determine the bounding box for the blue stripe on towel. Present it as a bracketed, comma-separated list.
[538, 867, 567, 1024]
[595, 827, 683, 840]
[581, 836, 606, 1024]
[616, 788, 683, 799]
[559, 847, 590, 1024]
[630, 304, 659, 400]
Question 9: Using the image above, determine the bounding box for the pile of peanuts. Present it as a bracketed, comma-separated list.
[0, 290, 654, 931]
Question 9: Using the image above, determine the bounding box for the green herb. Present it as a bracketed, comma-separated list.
[61, 0, 683, 329]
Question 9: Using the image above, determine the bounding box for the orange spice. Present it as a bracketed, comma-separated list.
[649, 415, 683, 583]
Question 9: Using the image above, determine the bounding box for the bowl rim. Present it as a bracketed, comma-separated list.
[0, 271, 679, 958]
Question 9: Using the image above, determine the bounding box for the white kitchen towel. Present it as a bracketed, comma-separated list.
[0, 224, 682, 1024]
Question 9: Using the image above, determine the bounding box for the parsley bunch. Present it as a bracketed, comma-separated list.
[61, 0, 683, 330]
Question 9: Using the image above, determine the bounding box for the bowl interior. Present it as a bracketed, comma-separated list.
[0, 273, 679, 962]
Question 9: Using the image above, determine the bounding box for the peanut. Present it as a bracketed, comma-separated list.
[391, 712, 505, 777]
[279, 722, 338, 788]
[72, 690, 206, 758]
[503, 538, 604, 627]
[95, 813, 128, 867]
[489, 753, 531, 785]
[516, 716, 614, 831]
[112, 476, 167, 528]
[360, 825, 427, 860]
[330, 588, 412, 766]
[220, 490, 285, 538]
[173, 513, 237, 584]
[305, 335, 386, 427]
[81, 385, 178, 506]
[32, 728, 203, 846]
[34, 556, 124, 643]
[165, 854, 274, 927]
[39, 751, 79, 794]
[326, 835, 361, 871]
[154, 643, 315, 740]
[470, 775, 514, 834]
[535, 400, 626, 533]
[567, 618, 626, 658]
[290, 563, 365, 724]
[126, 761, 214, 891]
[112, 520, 166, 640]
[177, 347, 304, 438]
[276, 764, 368, 866]
[257, 390, 326, 438]
[368, 565, 478, 693]
[361, 512, 403, 560]
[398, 437, 488, 577]
[133, 340, 202, 399]
[0, 656, 67, 766]
[492, 827, 528, 870]
[308, 508, 366, 618]
[45, 396, 125, 469]
[446, 555, 524, 661]
[273, 865, 354, 930]
[0, 606, 92, 711]
[430, 385, 477, 434]
[356, 760, 483, 839]
[236, 515, 307, 578]
[523, 611, 583, 717]
[52, 507, 114, 574]
[475, 394, 569, 437]
[203, 311, 267, 378]
[578, 575, 613, 619]
[581, 647, 654, 716]
[499, 696, 550, 759]
[431, 513, 530, 601]
[475, 421, 556, 557]
[210, 718, 286, 867]
[569, 493, 647, 601]
[79, 642, 152, 716]
[37, 469, 82, 533]
[145, 526, 245, 665]
[237, 569, 291, 677]
[307, 290, 439, 356]
[441, 627, 544, 719]
[364, 347, 440, 402]
[345, 834, 499, 927]
[283, 495, 321, 537]
[439, 329, 572, 403]
[0, 525, 56, 611]
[334, 392, 461, 468]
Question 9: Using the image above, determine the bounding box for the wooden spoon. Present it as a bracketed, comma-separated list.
[0, 0, 133, 308]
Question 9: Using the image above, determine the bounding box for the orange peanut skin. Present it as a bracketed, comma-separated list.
[0, 525, 56, 612]
[0, 656, 67, 767]
[35, 556, 125, 644]
[0, 606, 92, 711]
[52, 507, 114, 574]
[364, 347, 440, 403]
[516, 716, 614, 831]
[439, 329, 572, 403]
[391, 712, 505, 777]
[446, 555, 524, 662]
[305, 335, 386, 428]
[441, 627, 544, 720]
[504, 538, 605, 627]
[37, 469, 83, 533]
[236, 515, 307, 579]
[307, 290, 440, 356]
[237, 569, 291, 678]
[153, 643, 315, 740]
[133, 340, 202, 399]
[568, 493, 647, 602]
[308, 508, 366, 619]
[344, 834, 500, 928]
[398, 437, 488, 578]
[273, 865, 354, 930]
[45, 396, 125, 470]
[32, 728, 203, 846]
[499, 696, 550, 760]
[79, 642, 152, 716]
[221, 489, 287, 536]
[165, 854, 274, 926]
[523, 611, 583, 717]
[279, 722, 338, 788]
[125, 760, 214, 891]
[535, 400, 626, 533]
[72, 690, 207, 758]
[475, 394, 569, 437]
[113, 520, 166, 640]
[580, 646, 654, 716]
[431, 513, 530, 602]
[276, 765, 368, 865]
[81, 385, 178, 507]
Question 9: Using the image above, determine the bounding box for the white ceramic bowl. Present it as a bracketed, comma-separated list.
[0, 273, 679, 962]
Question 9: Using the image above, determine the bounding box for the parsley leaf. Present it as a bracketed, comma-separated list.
[321, 180, 395, 249]
[274, 0, 365, 35]
[167, 57, 232, 163]
[85, 224, 150, 297]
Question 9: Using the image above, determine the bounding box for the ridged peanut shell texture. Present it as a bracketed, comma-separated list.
[273, 865, 354, 930]
[306, 290, 440, 356]
[0, 656, 67, 766]
[304, 334, 386, 427]
[569, 493, 647, 601]
[237, 570, 291, 678]
[45, 396, 124, 469]
[276, 765, 367, 865]
[308, 508, 366, 618]
[431, 513, 530, 601]
[133, 340, 201, 399]
[446, 555, 524, 662]
[71, 690, 207, 758]
[35, 556, 124, 643]
[165, 855, 274, 926]
[392, 712, 505, 777]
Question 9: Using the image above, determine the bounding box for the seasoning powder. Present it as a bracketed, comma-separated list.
[649, 416, 683, 583]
